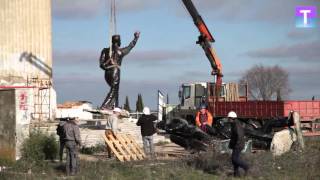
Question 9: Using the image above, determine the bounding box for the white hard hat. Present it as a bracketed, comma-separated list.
[143, 107, 151, 115]
[227, 111, 237, 118]
[113, 107, 122, 113]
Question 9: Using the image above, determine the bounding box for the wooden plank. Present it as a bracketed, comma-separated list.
[125, 134, 144, 157]
[115, 134, 137, 160]
[120, 134, 142, 160]
[103, 133, 146, 162]
[226, 83, 229, 101]
[127, 134, 145, 156]
[103, 135, 124, 162]
[123, 134, 144, 160]
[126, 134, 146, 158]
[235, 83, 239, 101]
[121, 135, 144, 160]
[108, 134, 131, 161]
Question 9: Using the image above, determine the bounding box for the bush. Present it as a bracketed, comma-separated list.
[20, 132, 58, 163]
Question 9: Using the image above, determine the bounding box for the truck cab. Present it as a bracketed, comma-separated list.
[165, 82, 245, 124]
[179, 82, 227, 110]
[169, 82, 224, 124]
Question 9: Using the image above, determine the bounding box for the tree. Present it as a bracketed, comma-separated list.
[123, 96, 131, 112]
[239, 65, 290, 100]
[136, 94, 144, 112]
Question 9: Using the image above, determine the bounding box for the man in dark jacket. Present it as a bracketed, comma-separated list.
[56, 118, 67, 162]
[228, 111, 249, 177]
[136, 107, 157, 158]
[100, 32, 140, 109]
[63, 117, 81, 176]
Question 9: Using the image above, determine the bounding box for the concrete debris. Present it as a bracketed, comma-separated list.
[270, 129, 297, 156]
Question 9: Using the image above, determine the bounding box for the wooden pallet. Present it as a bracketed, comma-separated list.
[103, 133, 146, 162]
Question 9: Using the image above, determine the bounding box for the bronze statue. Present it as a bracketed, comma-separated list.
[99, 32, 140, 109]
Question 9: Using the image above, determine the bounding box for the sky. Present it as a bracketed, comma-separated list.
[52, 0, 320, 110]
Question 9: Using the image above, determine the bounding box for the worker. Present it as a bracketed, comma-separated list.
[136, 107, 157, 159]
[195, 104, 213, 133]
[105, 107, 122, 158]
[100, 32, 140, 109]
[105, 107, 121, 134]
[63, 117, 81, 176]
[228, 111, 249, 177]
[56, 118, 67, 162]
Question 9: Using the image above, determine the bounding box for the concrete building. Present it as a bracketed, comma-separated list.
[0, 88, 34, 160]
[0, 0, 56, 121]
[0, 0, 52, 83]
[57, 101, 94, 120]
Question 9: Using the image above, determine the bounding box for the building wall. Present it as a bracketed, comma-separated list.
[56, 104, 94, 120]
[0, 89, 16, 161]
[15, 88, 33, 159]
[0, 0, 52, 84]
[0, 88, 33, 161]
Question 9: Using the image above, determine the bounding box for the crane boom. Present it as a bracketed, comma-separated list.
[181, 0, 223, 95]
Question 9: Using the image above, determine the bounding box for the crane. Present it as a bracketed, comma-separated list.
[181, 0, 223, 96]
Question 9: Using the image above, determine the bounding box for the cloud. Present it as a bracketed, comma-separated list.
[286, 65, 320, 99]
[53, 63, 320, 110]
[287, 30, 320, 40]
[53, 49, 196, 67]
[52, 0, 320, 22]
[177, 0, 320, 23]
[116, 0, 160, 12]
[245, 40, 320, 61]
[53, 50, 100, 66]
[52, 0, 103, 19]
[52, 0, 160, 19]
[54, 74, 180, 109]
[128, 49, 196, 61]
[54, 73, 101, 84]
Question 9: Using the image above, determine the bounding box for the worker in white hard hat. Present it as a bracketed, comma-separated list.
[137, 106, 157, 159]
[227, 111, 249, 177]
[105, 107, 121, 133]
[105, 107, 122, 158]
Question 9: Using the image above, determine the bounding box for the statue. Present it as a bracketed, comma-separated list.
[99, 32, 140, 109]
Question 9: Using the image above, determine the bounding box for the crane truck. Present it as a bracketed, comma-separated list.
[163, 0, 320, 138]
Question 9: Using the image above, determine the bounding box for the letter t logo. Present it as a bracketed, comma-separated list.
[296, 6, 317, 28]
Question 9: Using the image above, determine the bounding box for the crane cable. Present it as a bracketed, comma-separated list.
[108, 0, 117, 58]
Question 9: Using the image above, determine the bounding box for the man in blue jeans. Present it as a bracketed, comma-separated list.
[137, 107, 157, 159]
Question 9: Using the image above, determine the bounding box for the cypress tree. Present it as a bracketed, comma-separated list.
[123, 96, 131, 112]
[136, 94, 145, 112]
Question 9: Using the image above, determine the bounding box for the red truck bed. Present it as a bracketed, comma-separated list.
[208, 100, 320, 121]
[208, 100, 320, 136]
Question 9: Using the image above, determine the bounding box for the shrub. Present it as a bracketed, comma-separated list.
[20, 132, 58, 163]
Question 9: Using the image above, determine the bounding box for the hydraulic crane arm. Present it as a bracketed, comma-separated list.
[182, 0, 223, 93]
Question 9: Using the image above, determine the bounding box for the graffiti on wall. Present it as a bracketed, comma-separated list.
[19, 91, 28, 110]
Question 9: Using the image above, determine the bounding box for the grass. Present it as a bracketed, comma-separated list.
[0, 139, 319, 180]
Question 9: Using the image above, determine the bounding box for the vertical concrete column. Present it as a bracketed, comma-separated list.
[0, 0, 52, 82]
[293, 111, 305, 150]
